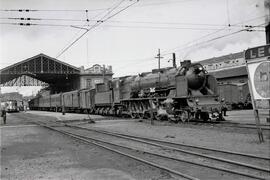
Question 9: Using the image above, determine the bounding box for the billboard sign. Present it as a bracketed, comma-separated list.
[245, 44, 270, 109]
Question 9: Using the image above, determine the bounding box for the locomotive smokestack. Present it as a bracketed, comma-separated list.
[180, 60, 191, 67]
[172, 53, 177, 68]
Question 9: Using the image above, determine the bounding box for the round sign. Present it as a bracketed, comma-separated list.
[254, 61, 270, 98]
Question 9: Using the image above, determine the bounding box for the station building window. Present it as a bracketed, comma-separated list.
[86, 79, 92, 88]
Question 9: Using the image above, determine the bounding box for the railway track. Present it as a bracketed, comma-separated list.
[34, 121, 270, 180]
[219, 122, 270, 130]
[49, 111, 270, 130]
[75, 114, 270, 130]
[66, 123, 270, 161]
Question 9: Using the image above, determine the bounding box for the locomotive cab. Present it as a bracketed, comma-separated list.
[174, 62, 222, 121]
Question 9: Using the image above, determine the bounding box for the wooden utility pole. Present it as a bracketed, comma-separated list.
[103, 64, 106, 83]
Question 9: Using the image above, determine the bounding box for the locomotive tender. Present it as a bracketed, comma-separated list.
[29, 60, 224, 122]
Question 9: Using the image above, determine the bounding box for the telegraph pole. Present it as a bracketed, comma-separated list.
[155, 49, 163, 86]
[102, 64, 106, 83]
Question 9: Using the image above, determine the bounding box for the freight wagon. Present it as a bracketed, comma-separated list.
[218, 82, 252, 110]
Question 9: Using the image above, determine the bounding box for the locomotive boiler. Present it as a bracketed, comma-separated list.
[118, 60, 222, 121]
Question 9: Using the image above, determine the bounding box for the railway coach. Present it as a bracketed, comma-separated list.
[29, 89, 95, 113]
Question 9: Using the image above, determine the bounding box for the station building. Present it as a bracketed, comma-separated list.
[79, 64, 113, 89]
[198, 51, 247, 84]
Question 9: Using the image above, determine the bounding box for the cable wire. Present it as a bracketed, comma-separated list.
[164, 22, 266, 56]
[0, 16, 266, 29]
[161, 15, 267, 56]
[56, 0, 139, 58]
[55, 0, 128, 59]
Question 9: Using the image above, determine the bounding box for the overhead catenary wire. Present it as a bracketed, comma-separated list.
[97, 20, 267, 71]
[163, 22, 267, 57]
[1, 16, 266, 29]
[0, 9, 102, 12]
[56, 0, 139, 58]
[56, 0, 128, 58]
[161, 15, 267, 56]
[57, 8, 113, 58]
[1, 14, 266, 28]
[54, 1, 127, 59]
[0, 2, 265, 70]
[66, 19, 266, 72]
[0, 0, 195, 13]
[2, 21, 265, 31]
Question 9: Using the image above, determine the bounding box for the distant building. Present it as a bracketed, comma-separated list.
[79, 64, 113, 89]
[198, 52, 248, 84]
[199, 52, 244, 72]
[0, 92, 23, 101]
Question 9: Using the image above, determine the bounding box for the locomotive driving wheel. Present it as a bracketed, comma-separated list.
[179, 110, 189, 122]
[138, 113, 144, 119]
[153, 112, 159, 120]
[130, 112, 137, 119]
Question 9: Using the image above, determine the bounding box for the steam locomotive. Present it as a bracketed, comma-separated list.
[29, 60, 224, 122]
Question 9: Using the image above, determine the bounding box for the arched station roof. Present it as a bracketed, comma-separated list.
[0, 54, 80, 92]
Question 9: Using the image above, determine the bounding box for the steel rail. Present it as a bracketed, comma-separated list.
[214, 122, 270, 130]
[34, 122, 199, 180]
[36, 122, 268, 180]
[227, 125, 269, 130]
[60, 128, 269, 180]
[66, 124, 270, 172]
[68, 123, 270, 160]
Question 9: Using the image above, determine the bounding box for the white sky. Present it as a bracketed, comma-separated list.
[0, 0, 268, 95]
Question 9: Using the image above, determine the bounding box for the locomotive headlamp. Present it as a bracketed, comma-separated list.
[194, 65, 203, 74]
[195, 98, 199, 104]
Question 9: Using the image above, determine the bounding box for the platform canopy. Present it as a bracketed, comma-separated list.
[0, 54, 81, 92]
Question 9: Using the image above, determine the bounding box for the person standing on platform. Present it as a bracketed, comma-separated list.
[221, 98, 228, 116]
[1, 103, 7, 124]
